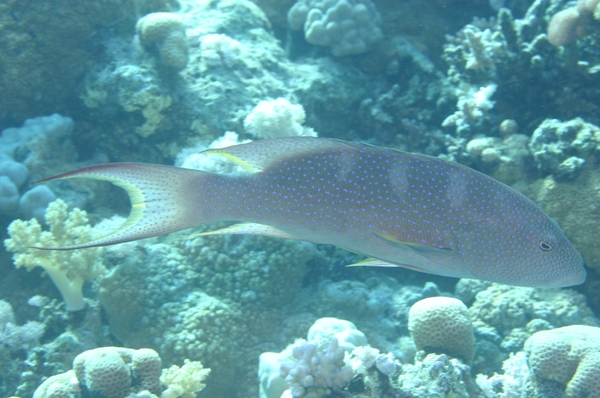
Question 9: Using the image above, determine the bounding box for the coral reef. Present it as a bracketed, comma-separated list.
[280, 338, 354, 397]
[81, 0, 373, 158]
[547, 0, 600, 46]
[95, 233, 318, 397]
[0, 300, 45, 349]
[463, 283, 598, 375]
[0, 114, 79, 218]
[2, 298, 111, 398]
[3, 1, 600, 398]
[33, 346, 209, 398]
[0, 0, 135, 126]
[394, 353, 483, 397]
[528, 117, 600, 179]
[525, 325, 600, 397]
[476, 351, 530, 398]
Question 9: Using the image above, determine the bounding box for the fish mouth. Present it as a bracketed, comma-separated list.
[545, 266, 587, 288]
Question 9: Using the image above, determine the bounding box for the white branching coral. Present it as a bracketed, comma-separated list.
[280, 338, 354, 398]
[4, 199, 107, 311]
[244, 98, 317, 139]
[160, 359, 211, 398]
[442, 83, 497, 132]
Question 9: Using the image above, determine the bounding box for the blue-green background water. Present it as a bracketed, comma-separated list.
[1, 0, 599, 397]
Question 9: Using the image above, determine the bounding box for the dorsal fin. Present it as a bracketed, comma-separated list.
[202, 137, 355, 172]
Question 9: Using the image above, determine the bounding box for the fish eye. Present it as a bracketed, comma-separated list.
[539, 240, 552, 251]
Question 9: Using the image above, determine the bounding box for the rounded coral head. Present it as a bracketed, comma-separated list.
[136, 12, 188, 70]
[547, 8, 583, 46]
[408, 297, 474, 364]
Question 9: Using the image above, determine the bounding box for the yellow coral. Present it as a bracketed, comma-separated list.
[4, 199, 107, 311]
[160, 359, 210, 398]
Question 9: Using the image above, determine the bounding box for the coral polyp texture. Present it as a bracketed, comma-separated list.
[408, 297, 475, 364]
[33, 346, 209, 398]
[288, 0, 383, 56]
[525, 325, 600, 397]
[136, 12, 189, 71]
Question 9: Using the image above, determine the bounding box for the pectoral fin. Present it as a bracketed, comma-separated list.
[372, 231, 453, 254]
[193, 222, 304, 240]
[346, 257, 438, 274]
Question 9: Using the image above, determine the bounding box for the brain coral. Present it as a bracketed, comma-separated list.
[287, 0, 383, 56]
[136, 12, 189, 70]
[408, 296, 475, 364]
[73, 346, 162, 398]
[525, 325, 600, 397]
[33, 370, 78, 398]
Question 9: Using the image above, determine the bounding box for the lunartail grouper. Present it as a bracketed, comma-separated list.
[37, 137, 586, 287]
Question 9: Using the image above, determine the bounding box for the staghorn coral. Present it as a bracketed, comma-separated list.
[4, 199, 107, 311]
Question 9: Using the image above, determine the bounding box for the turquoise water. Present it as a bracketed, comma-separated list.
[0, 0, 599, 397]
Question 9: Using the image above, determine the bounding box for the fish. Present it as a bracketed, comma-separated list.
[36, 137, 586, 287]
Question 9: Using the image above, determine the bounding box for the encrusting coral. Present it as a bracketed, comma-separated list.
[4, 199, 107, 311]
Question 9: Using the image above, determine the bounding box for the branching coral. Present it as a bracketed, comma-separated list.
[161, 359, 211, 398]
[4, 199, 107, 311]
